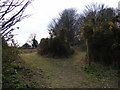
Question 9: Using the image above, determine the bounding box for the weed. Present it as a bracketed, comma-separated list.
[10, 62, 22, 69]
[81, 63, 118, 79]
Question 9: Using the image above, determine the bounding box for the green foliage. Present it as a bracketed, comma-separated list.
[48, 8, 80, 46]
[2, 38, 19, 63]
[37, 38, 50, 55]
[82, 64, 105, 78]
[81, 6, 120, 68]
[2, 37, 39, 88]
[38, 37, 74, 57]
[49, 37, 74, 57]
[3, 62, 38, 88]
[10, 62, 22, 69]
[82, 63, 118, 79]
[82, 24, 93, 39]
[82, 21, 120, 67]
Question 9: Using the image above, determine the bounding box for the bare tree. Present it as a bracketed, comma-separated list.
[26, 33, 36, 45]
[0, 0, 33, 40]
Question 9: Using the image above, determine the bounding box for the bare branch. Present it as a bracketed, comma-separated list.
[0, 0, 33, 38]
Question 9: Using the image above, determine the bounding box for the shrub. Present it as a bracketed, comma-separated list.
[82, 21, 120, 68]
[37, 37, 74, 57]
[2, 38, 19, 63]
[37, 38, 50, 55]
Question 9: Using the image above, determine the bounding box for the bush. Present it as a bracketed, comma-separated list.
[81, 63, 118, 79]
[82, 22, 120, 69]
[2, 37, 21, 88]
[2, 38, 19, 63]
[37, 38, 50, 55]
[37, 37, 74, 57]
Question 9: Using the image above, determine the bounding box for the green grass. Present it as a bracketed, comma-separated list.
[20, 50, 118, 88]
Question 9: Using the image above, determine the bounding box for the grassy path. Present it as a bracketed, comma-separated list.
[20, 51, 118, 88]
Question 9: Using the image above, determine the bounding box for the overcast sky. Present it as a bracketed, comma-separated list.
[12, 0, 120, 46]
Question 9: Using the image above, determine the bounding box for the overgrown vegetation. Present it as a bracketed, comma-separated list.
[38, 5, 120, 69]
[2, 38, 42, 88]
[2, 61, 39, 88]
[38, 37, 74, 57]
[1, 0, 120, 88]
[37, 8, 85, 57]
[81, 63, 118, 79]
[81, 4, 120, 68]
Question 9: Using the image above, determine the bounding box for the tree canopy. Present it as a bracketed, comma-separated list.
[81, 3, 120, 67]
[48, 8, 80, 45]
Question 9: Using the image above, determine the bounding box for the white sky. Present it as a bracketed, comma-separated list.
[12, 0, 120, 46]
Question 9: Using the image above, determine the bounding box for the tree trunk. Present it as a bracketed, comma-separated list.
[86, 39, 91, 65]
